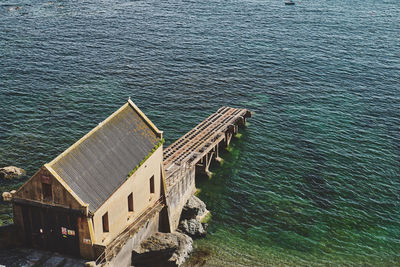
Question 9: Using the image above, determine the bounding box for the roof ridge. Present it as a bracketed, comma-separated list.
[48, 102, 130, 167]
[128, 99, 163, 139]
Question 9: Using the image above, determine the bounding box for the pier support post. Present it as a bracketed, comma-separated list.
[238, 116, 246, 128]
[224, 124, 237, 147]
[214, 143, 223, 164]
[195, 150, 216, 178]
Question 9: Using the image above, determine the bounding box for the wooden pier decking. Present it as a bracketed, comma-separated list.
[163, 106, 251, 188]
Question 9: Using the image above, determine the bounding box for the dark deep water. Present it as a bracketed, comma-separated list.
[1, 0, 399, 265]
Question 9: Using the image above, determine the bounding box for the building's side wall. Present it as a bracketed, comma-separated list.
[92, 146, 163, 246]
[14, 166, 83, 211]
[166, 166, 196, 231]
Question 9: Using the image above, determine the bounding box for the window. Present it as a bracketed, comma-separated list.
[102, 212, 109, 232]
[150, 175, 155, 194]
[42, 183, 52, 200]
[128, 193, 134, 212]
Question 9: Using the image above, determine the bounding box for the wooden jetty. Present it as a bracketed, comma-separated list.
[165, 106, 251, 183]
[163, 106, 251, 230]
[164, 106, 251, 185]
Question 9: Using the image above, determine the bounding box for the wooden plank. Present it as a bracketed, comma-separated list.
[164, 107, 245, 165]
[163, 107, 250, 186]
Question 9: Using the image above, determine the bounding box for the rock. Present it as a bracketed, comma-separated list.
[8, 6, 21, 11]
[2, 192, 12, 202]
[180, 247, 211, 267]
[132, 232, 193, 267]
[180, 196, 208, 220]
[0, 166, 26, 180]
[178, 219, 206, 238]
[178, 196, 210, 239]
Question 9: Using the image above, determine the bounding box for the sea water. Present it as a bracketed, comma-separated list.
[0, 0, 399, 265]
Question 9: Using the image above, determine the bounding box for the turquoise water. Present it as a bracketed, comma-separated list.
[1, 0, 399, 265]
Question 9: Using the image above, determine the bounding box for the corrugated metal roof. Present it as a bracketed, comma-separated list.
[49, 102, 160, 213]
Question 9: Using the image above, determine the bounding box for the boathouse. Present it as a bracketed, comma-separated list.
[11, 100, 167, 260]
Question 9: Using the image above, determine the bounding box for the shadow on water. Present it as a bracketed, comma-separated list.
[285, 114, 337, 210]
[194, 130, 250, 223]
[299, 153, 335, 209]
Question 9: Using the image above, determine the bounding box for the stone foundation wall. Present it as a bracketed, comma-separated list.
[108, 213, 160, 267]
[165, 167, 196, 231]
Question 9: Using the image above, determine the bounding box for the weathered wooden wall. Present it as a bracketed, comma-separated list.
[14, 166, 83, 211]
[12, 166, 95, 259]
[78, 216, 96, 259]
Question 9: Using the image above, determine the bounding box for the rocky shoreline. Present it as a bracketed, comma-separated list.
[131, 195, 210, 267]
[178, 195, 209, 239]
[1, 166, 26, 226]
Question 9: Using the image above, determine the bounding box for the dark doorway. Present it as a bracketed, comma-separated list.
[20, 205, 80, 257]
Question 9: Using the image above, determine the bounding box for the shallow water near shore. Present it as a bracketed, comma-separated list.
[1, 0, 399, 265]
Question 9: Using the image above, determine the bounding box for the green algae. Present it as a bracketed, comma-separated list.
[234, 133, 242, 139]
[200, 212, 211, 224]
[126, 138, 164, 178]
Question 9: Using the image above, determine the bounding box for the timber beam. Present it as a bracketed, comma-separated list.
[163, 106, 251, 186]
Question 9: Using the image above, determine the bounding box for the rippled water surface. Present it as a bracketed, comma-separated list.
[1, 0, 399, 265]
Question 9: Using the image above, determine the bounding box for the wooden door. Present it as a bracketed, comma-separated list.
[21, 205, 80, 257]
